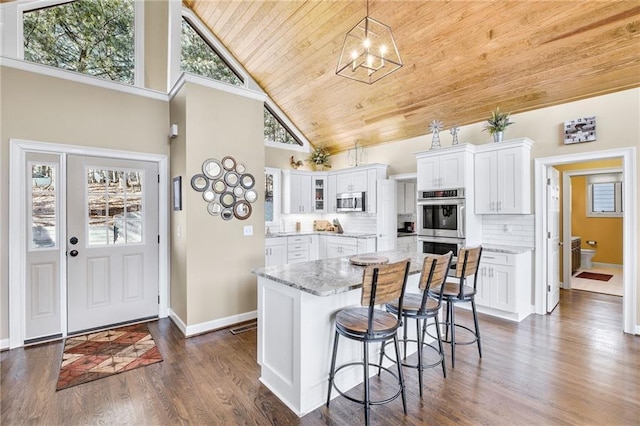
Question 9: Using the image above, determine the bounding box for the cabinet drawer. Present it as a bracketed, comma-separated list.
[287, 236, 308, 244]
[326, 236, 357, 247]
[266, 237, 286, 247]
[480, 252, 513, 266]
[287, 251, 309, 262]
[288, 244, 308, 252]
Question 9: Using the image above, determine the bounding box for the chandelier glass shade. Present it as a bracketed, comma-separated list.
[336, 3, 402, 84]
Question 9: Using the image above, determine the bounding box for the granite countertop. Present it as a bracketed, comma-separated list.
[482, 244, 533, 254]
[253, 249, 429, 297]
[266, 231, 377, 239]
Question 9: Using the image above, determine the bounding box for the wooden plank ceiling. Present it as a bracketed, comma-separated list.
[186, 0, 640, 154]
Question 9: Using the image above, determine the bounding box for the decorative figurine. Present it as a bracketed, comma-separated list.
[429, 119, 444, 150]
[450, 125, 460, 145]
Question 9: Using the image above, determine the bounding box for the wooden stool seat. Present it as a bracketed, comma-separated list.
[336, 308, 399, 337]
[433, 282, 476, 300]
[386, 293, 439, 315]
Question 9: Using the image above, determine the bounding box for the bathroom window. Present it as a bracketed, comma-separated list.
[587, 173, 623, 217]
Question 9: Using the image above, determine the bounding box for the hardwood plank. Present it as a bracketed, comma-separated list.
[2, 291, 639, 425]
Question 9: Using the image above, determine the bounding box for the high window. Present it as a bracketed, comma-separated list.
[264, 105, 303, 146]
[180, 18, 243, 86]
[587, 173, 623, 217]
[22, 0, 135, 84]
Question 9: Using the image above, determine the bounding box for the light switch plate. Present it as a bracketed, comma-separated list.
[243, 225, 253, 236]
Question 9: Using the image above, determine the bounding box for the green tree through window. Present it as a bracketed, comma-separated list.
[23, 0, 135, 84]
[264, 106, 302, 146]
[180, 18, 243, 86]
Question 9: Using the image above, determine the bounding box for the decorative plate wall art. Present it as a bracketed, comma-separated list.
[191, 157, 257, 220]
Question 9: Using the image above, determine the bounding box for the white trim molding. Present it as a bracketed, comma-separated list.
[168, 71, 266, 103]
[169, 309, 257, 338]
[534, 147, 637, 335]
[9, 139, 170, 349]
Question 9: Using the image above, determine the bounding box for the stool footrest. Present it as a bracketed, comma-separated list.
[330, 361, 404, 407]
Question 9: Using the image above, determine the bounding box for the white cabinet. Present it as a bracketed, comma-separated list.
[336, 170, 368, 193]
[287, 235, 309, 264]
[309, 234, 320, 260]
[282, 170, 312, 214]
[327, 174, 337, 214]
[324, 236, 375, 258]
[474, 250, 532, 322]
[312, 174, 327, 213]
[474, 138, 533, 214]
[265, 237, 287, 266]
[416, 145, 474, 191]
[396, 181, 416, 214]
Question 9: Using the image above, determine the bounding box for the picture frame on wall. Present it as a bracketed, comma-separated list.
[564, 116, 596, 145]
[173, 176, 182, 211]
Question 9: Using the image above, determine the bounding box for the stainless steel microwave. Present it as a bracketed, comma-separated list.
[336, 192, 366, 212]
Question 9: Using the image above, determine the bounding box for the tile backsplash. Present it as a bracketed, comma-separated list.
[277, 213, 377, 234]
[481, 214, 535, 247]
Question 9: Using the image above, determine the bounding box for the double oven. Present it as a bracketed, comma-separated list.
[417, 188, 465, 258]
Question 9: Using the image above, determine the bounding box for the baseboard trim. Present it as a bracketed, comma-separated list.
[0, 339, 9, 351]
[591, 262, 623, 269]
[168, 309, 258, 338]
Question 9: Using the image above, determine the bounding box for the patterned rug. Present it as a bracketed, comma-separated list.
[575, 271, 613, 282]
[56, 323, 162, 391]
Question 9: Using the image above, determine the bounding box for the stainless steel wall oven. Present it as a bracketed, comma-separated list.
[417, 188, 465, 239]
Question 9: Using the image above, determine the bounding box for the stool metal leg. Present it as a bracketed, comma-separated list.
[449, 301, 456, 369]
[415, 316, 423, 397]
[471, 299, 482, 358]
[432, 315, 447, 377]
[326, 331, 340, 406]
[392, 333, 407, 414]
[363, 341, 370, 426]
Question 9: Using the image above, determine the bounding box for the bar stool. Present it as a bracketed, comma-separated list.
[382, 252, 453, 396]
[326, 259, 411, 426]
[429, 246, 483, 368]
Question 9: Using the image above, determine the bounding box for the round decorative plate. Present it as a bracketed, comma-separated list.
[349, 255, 390, 266]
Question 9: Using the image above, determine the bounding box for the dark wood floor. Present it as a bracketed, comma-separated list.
[2, 289, 639, 425]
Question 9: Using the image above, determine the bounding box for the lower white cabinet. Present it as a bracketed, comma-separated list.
[326, 236, 358, 258]
[287, 236, 310, 264]
[396, 235, 416, 252]
[473, 250, 532, 322]
[265, 237, 287, 266]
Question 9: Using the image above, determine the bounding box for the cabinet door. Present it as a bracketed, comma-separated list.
[365, 169, 377, 213]
[417, 157, 439, 190]
[266, 243, 287, 266]
[326, 242, 341, 259]
[404, 182, 416, 214]
[299, 173, 312, 213]
[309, 235, 320, 260]
[474, 151, 497, 214]
[336, 173, 351, 193]
[327, 175, 337, 213]
[350, 170, 368, 192]
[313, 176, 326, 213]
[496, 147, 526, 214]
[474, 266, 491, 307]
[491, 264, 515, 312]
[341, 244, 358, 257]
[439, 152, 465, 189]
[396, 182, 406, 214]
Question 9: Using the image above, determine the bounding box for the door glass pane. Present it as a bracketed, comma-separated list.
[87, 167, 144, 246]
[265, 172, 274, 222]
[30, 164, 57, 249]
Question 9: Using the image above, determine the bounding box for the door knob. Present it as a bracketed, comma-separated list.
[69, 237, 78, 245]
[69, 250, 79, 257]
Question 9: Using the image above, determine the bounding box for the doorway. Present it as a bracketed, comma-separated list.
[534, 148, 637, 334]
[9, 140, 169, 348]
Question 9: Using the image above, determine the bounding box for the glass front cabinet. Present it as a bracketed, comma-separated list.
[313, 174, 327, 213]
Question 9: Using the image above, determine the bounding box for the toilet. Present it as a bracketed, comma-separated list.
[580, 249, 596, 270]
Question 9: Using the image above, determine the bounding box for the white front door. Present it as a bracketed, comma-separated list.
[66, 155, 159, 333]
[546, 166, 560, 312]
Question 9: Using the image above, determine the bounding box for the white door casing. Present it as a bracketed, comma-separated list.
[66, 155, 159, 333]
[9, 139, 169, 349]
[546, 166, 560, 312]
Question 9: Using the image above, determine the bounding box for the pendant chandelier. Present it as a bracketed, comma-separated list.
[336, 0, 403, 84]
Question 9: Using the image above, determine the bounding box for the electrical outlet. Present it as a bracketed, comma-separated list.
[243, 225, 253, 236]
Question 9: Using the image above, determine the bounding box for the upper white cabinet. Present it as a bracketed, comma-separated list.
[312, 174, 327, 213]
[282, 170, 313, 214]
[474, 138, 533, 214]
[396, 181, 416, 214]
[327, 174, 337, 214]
[332, 164, 388, 214]
[336, 169, 368, 193]
[416, 144, 475, 191]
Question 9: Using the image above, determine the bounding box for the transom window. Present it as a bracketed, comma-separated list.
[23, 0, 135, 84]
[87, 168, 144, 245]
[180, 18, 243, 86]
[587, 173, 623, 217]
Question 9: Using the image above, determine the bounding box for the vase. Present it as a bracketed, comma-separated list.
[314, 164, 325, 171]
[493, 131, 504, 143]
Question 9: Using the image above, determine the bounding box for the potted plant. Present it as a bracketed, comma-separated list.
[308, 145, 331, 170]
[484, 107, 514, 142]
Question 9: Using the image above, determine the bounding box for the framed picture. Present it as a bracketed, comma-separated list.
[173, 176, 182, 211]
[564, 116, 596, 145]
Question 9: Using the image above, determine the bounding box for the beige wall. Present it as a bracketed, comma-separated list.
[173, 82, 265, 327]
[144, 0, 169, 92]
[0, 66, 170, 341]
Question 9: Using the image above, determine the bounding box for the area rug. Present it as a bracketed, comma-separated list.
[575, 271, 613, 282]
[56, 323, 162, 391]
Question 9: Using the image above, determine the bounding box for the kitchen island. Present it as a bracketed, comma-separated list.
[252, 249, 430, 417]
